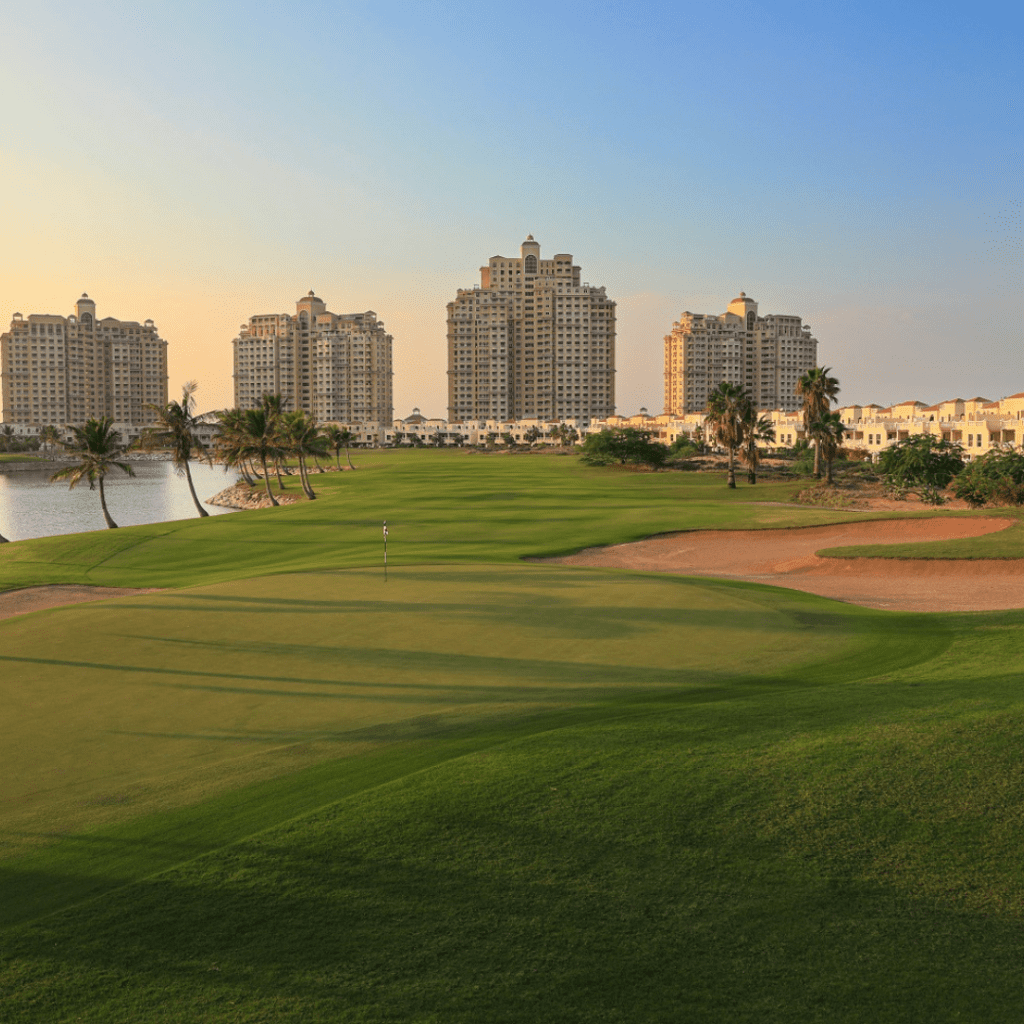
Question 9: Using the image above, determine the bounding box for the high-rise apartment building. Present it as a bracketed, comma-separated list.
[447, 236, 615, 422]
[664, 292, 817, 415]
[233, 291, 393, 423]
[1, 294, 168, 429]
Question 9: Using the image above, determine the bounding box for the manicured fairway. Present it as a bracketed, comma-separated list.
[1, 565, 857, 913]
[1, 451, 1023, 1022]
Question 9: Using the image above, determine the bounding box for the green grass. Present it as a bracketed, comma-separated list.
[1, 450, 1018, 595]
[0, 453, 45, 463]
[819, 512, 1024, 559]
[1, 450, 1022, 1021]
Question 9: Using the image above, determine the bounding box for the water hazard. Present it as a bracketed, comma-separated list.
[0, 461, 239, 541]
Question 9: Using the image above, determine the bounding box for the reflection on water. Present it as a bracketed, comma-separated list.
[0, 461, 239, 541]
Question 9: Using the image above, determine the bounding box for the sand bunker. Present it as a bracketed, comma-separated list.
[540, 517, 1024, 612]
[0, 585, 162, 622]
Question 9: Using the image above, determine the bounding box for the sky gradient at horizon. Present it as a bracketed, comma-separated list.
[2, 0, 1020, 418]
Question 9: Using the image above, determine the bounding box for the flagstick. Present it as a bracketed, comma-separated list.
[383, 519, 388, 582]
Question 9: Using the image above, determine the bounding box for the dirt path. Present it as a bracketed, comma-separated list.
[0, 585, 162, 621]
[539, 517, 1024, 612]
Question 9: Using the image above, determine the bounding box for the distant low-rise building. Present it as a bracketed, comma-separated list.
[586, 392, 1024, 460]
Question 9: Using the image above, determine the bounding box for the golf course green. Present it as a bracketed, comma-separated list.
[1, 450, 1022, 1022]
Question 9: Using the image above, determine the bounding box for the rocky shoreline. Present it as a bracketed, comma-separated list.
[206, 482, 299, 510]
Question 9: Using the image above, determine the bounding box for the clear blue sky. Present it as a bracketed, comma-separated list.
[2, 0, 1020, 415]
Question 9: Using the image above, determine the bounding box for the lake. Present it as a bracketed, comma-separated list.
[0, 461, 240, 542]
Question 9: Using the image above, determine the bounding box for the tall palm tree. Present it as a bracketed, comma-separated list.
[338, 427, 356, 464]
[739, 406, 776, 485]
[705, 383, 752, 488]
[261, 393, 291, 488]
[322, 425, 344, 470]
[810, 411, 847, 484]
[796, 366, 840, 478]
[214, 408, 256, 484]
[217, 407, 283, 507]
[41, 424, 61, 459]
[142, 381, 211, 517]
[281, 411, 326, 500]
[50, 417, 135, 529]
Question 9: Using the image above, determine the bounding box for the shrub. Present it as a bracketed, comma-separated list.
[953, 448, 1024, 508]
[878, 435, 965, 496]
[668, 437, 699, 458]
[580, 428, 669, 469]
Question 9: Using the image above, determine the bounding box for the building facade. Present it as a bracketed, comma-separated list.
[664, 292, 817, 416]
[0, 294, 168, 435]
[324, 391, 1024, 458]
[447, 236, 616, 423]
[233, 291, 393, 423]
[591, 392, 1024, 460]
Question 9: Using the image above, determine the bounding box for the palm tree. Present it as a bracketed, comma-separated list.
[281, 411, 326, 500]
[41, 424, 61, 459]
[705, 382, 752, 488]
[260, 393, 291, 488]
[223, 407, 283, 507]
[0, 425, 13, 452]
[322, 425, 355, 470]
[739, 407, 776, 485]
[810, 412, 847, 484]
[50, 417, 135, 529]
[142, 381, 211, 517]
[796, 366, 840, 478]
[214, 408, 256, 484]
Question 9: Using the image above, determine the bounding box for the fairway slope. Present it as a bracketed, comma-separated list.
[3, 591, 1024, 1022]
[2, 564, 877, 906]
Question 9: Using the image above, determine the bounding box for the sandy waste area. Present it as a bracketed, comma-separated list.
[539, 517, 1024, 612]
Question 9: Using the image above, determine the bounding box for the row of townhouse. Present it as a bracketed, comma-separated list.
[275, 392, 1024, 458]
[592, 393, 1024, 458]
